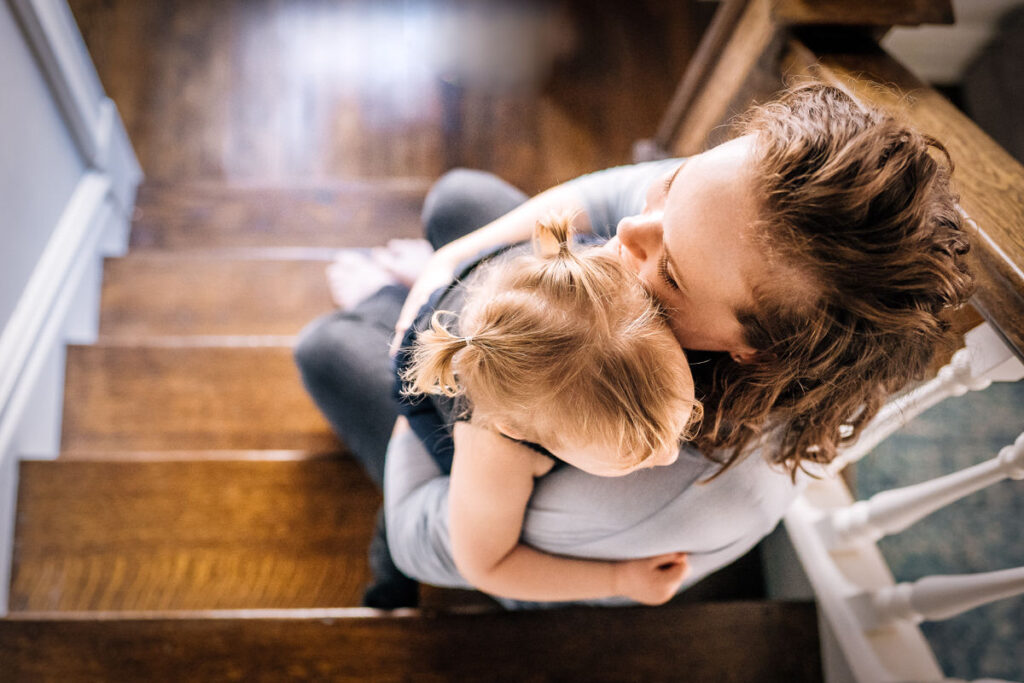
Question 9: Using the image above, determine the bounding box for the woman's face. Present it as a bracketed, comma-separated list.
[606, 135, 807, 360]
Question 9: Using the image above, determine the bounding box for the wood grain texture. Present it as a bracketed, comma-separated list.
[57, 449, 344, 462]
[100, 254, 336, 338]
[655, 0, 750, 149]
[129, 181, 430, 250]
[670, 0, 778, 157]
[0, 602, 822, 682]
[771, 0, 953, 26]
[783, 33, 1024, 358]
[61, 345, 338, 452]
[10, 460, 378, 611]
[68, 0, 708, 192]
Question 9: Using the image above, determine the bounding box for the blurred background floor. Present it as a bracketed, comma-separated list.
[68, 0, 713, 193]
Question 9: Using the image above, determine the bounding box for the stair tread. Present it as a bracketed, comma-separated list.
[100, 255, 337, 337]
[61, 344, 337, 452]
[10, 460, 378, 611]
[0, 602, 822, 682]
[56, 449, 343, 462]
[130, 180, 431, 250]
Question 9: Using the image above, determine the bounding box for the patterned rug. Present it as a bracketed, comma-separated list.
[855, 379, 1024, 681]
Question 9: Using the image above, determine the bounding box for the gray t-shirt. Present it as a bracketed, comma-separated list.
[384, 160, 803, 608]
[567, 158, 684, 239]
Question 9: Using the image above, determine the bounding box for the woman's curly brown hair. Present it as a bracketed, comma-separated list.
[691, 82, 975, 477]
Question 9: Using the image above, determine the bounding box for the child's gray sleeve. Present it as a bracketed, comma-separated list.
[384, 426, 801, 606]
[384, 428, 471, 589]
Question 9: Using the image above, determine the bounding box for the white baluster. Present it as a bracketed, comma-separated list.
[820, 432, 1024, 550]
[849, 566, 1024, 631]
[830, 323, 1024, 472]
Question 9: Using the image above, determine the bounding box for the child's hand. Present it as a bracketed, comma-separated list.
[388, 246, 455, 357]
[613, 552, 689, 605]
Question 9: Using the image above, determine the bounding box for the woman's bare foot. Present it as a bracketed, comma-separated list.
[371, 239, 435, 287]
[327, 249, 400, 310]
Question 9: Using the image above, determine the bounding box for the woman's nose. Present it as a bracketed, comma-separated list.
[618, 213, 662, 263]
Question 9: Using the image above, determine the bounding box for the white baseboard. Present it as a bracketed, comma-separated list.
[0, 449, 17, 616]
[0, 171, 131, 615]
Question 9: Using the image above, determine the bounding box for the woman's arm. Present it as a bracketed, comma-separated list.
[390, 184, 591, 355]
[449, 421, 689, 604]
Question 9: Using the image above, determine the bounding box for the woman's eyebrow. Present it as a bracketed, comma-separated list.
[666, 159, 688, 194]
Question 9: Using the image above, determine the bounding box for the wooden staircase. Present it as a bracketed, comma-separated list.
[1, 180, 822, 680]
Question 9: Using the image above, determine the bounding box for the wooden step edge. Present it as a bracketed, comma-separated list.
[5, 604, 529, 624]
[5, 600, 807, 622]
[89, 335, 302, 348]
[136, 176, 436, 193]
[5, 608, 397, 621]
[52, 449, 345, 462]
[111, 246, 348, 261]
[0, 602, 822, 682]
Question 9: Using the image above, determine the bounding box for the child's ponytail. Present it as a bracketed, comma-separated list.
[532, 211, 575, 260]
[528, 211, 621, 322]
[400, 311, 470, 398]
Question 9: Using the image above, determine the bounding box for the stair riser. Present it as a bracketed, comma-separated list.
[11, 461, 378, 611]
[0, 603, 822, 682]
[100, 257, 337, 338]
[61, 345, 337, 452]
[130, 183, 429, 250]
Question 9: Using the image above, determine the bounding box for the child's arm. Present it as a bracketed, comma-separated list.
[449, 421, 689, 604]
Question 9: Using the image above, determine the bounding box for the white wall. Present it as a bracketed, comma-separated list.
[882, 0, 1024, 84]
[0, 4, 86, 331]
[0, 0, 141, 614]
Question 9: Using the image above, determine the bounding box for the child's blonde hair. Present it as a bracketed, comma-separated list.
[402, 213, 701, 469]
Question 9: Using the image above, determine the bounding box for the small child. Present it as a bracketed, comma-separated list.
[396, 213, 701, 605]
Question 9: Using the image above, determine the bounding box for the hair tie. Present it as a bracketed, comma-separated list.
[535, 227, 562, 258]
[463, 335, 474, 347]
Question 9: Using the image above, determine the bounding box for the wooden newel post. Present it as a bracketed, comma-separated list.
[637, 0, 955, 161]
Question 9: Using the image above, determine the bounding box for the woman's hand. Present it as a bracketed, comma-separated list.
[612, 552, 689, 605]
[388, 245, 460, 356]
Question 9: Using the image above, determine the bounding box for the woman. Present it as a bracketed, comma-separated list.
[295, 83, 975, 608]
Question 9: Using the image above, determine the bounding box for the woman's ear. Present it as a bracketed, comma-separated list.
[730, 344, 772, 364]
[730, 349, 756, 364]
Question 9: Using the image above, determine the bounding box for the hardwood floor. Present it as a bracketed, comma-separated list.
[69, 0, 713, 192]
[11, 460, 378, 610]
[98, 255, 337, 338]
[61, 344, 338, 453]
[127, 179, 429, 249]
[0, 603, 821, 681]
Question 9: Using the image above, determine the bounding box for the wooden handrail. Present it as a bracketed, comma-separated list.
[650, 0, 955, 157]
[664, 0, 778, 157]
[653, 0, 750, 151]
[770, 0, 953, 27]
